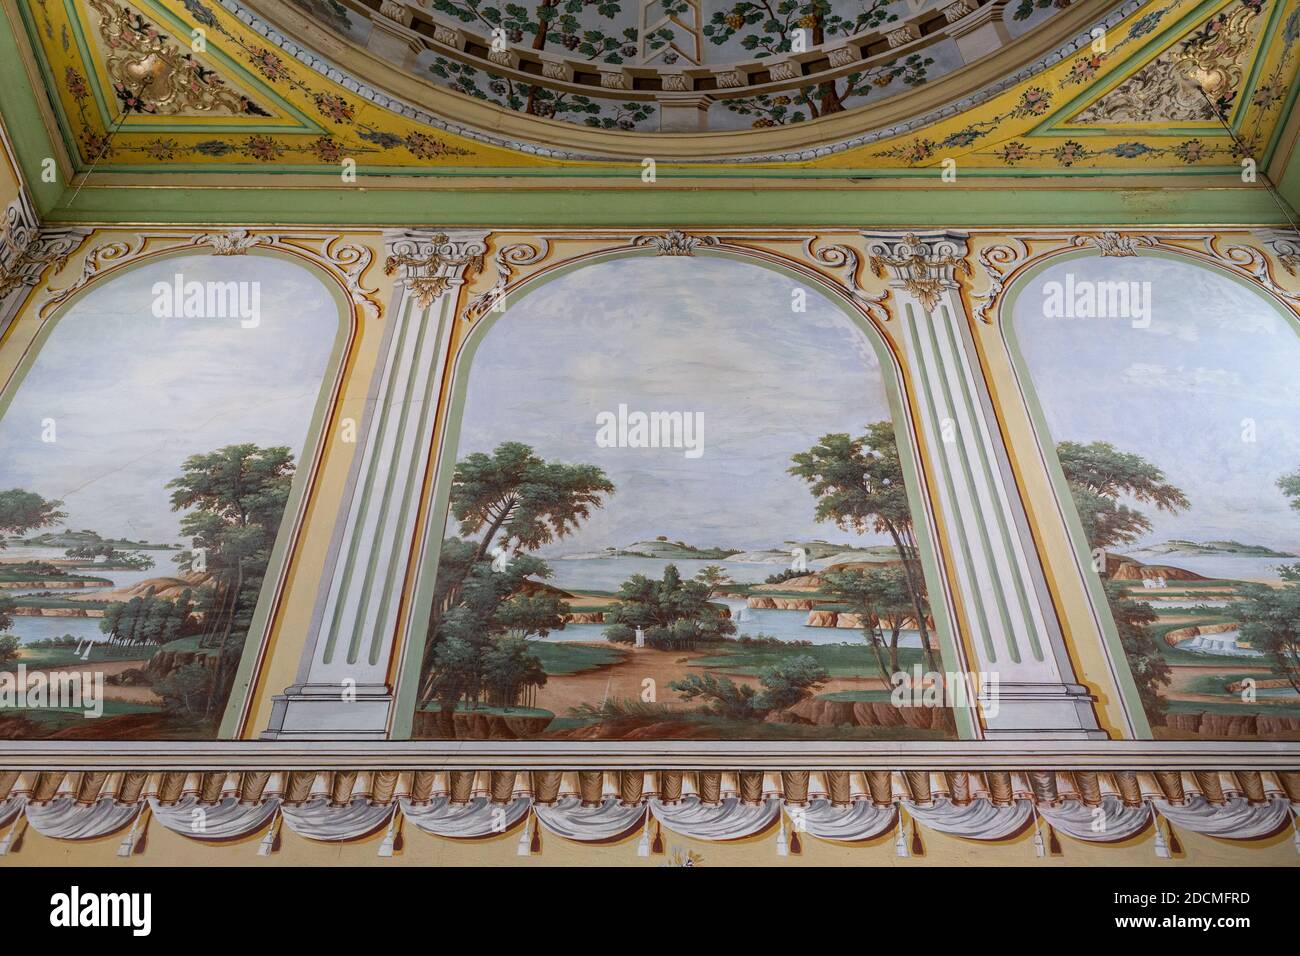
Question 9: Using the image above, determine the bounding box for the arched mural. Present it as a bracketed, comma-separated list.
[1009, 252, 1300, 741]
[410, 254, 960, 741]
[0, 253, 342, 740]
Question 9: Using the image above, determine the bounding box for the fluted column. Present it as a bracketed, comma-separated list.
[866, 230, 1105, 739]
[263, 229, 488, 739]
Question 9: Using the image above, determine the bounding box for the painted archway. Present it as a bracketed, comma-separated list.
[1004, 248, 1300, 741]
[0, 246, 354, 740]
[395, 247, 971, 742]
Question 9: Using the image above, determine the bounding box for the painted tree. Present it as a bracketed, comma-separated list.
[670, 655, 828, 717]
[0, 489, 66, 548]
[820, 566, 909, 682]
[439, 440, 613, 613]
[603, 563, 736, 650]
[100, 591, 198, 648]
[706, 0, 913, 118]
[422, 552, 566, 709]
[1055, 440, 1189, 553]
[723, 54, 933, 126]
[694, 564, 732, 593]
[430, 0, 637, 61]
[1280, 468, 1300, 511]
[430, 57, 654, 127]
[790, 422, 938, 670]
[168, 444, 295, 722]
[1237, 584, 1300, 696]
[705, 0, 896, 56]
[1102, 581, 1171, 721]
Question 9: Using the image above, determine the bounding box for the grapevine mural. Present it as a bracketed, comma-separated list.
[1012, 254, 1300, 741]
[414, 256, 956, 741]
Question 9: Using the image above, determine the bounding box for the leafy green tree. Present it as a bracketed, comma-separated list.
[0, 596, 13, 636]
[1279, 468, 1300, 511]
[603, 563, 736, 650]
[430, 0, 636, 61]
[820, 566, 908, 682]
[723, 54, 932, 126]
[1237, 584, 1300, 696]
[100, 591, 197, 647]
[439, 441, 612, 613]
[482, 634, 549, 710]
[0, 634, 19, 668]
[1102, 581, 1171, 722]
[422, 553, 567, 710]
[154, 663, 214, 717]
[790, 422, 938, 670]
[1055, 441, 1189, 553]
[670, 655, 827, 717]
[695, 565, 731, 593]
[705, 0, 895, 56]
[669, 672, 757, 718]
[0, 489, 65, 548]
[753, 654, 829, 711]
[168, 444, 295, 722]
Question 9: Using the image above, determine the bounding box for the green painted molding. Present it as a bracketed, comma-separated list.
[0, 4, 63, 216]
[33, 183, 1295, 227]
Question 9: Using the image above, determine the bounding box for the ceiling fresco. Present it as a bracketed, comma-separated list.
[11, 0, 1300, 173]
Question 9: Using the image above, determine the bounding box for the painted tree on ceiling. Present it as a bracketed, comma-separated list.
[430, 0, 640, 63]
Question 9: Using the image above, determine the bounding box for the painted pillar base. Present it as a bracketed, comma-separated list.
[262, 684, 394, 740]
[981, 683, 1109, 740]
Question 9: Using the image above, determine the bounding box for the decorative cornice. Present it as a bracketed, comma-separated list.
[0, 192, 89, 305]
[384, 231, 488, 310]
[1072, 231, 1158, 258]
[632, 229, 719, 257]
[867, 231, 971, 315]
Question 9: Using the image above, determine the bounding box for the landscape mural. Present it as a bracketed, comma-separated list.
[0, 254, 336, 739]
[1014, 253, 1300, 740]
[414, 256, 957, 741]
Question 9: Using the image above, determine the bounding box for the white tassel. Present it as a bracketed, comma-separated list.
[894, 807, 909, 858]
[517, 817, 532, 856]
[0, 814, 21, 856]
[1150, 804, 1170, 859]
[257, 809, 280, 857]
[117, 811, 142, 859]
[1031, 803, 1046, 859]
[377, 812, 398, 858]
[775, 817, 788, 857]
[636, 816, 651, 858]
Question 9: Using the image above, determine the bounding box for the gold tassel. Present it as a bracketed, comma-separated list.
[529, 821, 541, 854]
[790, 827, 802, 855]
[651, 820, 664, 855]
[1048, 824, 1062, 856]
[0, 813, 24, 856]
[910, 825, 923, 857]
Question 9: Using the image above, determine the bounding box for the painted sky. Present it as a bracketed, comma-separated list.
[1014, 254, 1300, 552]
[453, 256, 900, 553]
[0, 254, 337, 543]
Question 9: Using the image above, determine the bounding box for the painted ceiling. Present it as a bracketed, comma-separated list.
[12, 0, 1300, 174]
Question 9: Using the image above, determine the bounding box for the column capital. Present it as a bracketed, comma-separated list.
[0, 191, 90, 306]
[382, 229, 490, 310]
[864, 230, 971, 315]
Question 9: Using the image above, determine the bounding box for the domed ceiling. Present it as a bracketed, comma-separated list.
[12, 0, 1299, 173]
